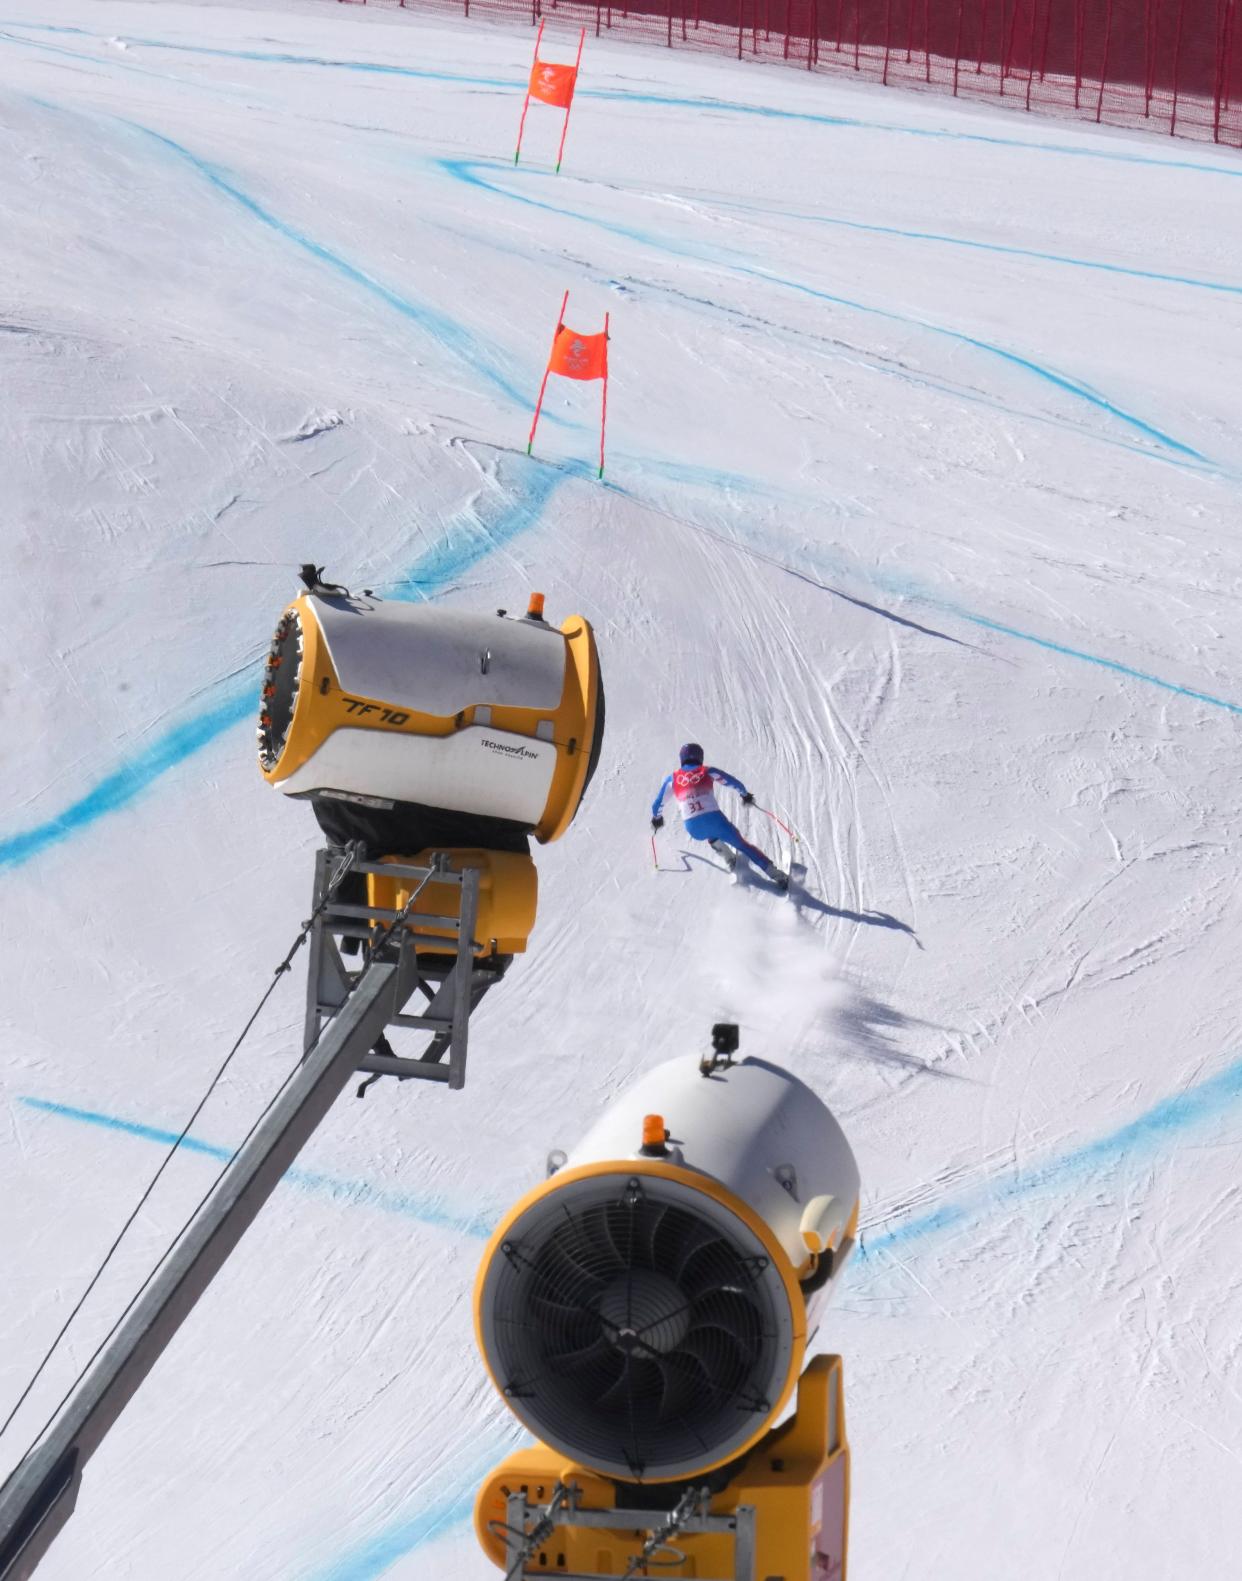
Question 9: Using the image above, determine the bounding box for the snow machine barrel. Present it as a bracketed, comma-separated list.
[258, 581, 602, 853]
[473, 1045, 860, 1488]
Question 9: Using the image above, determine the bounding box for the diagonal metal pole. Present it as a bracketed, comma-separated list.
[0, 961, 399, 1581]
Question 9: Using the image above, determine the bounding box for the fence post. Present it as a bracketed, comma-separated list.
[1143, 0, 1158, 113]
[1073, 0, 1084, 106]
[1024, 0, 1039, 106]
[1094, 0, 1114, 119]
[883, 0, 893, 81]
[1211, 0, 1232, 140]
[1037, 0, 1051, 79]
[1169, 0, 1187, 133]
[924, 0, 932, 80]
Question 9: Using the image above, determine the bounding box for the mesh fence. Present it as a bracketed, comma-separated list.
[336, 0, 1242, 147]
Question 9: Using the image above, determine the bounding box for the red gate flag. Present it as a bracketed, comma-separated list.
[529, 60, 576, 109]
[528, 291, 611, 478]
[549, 324, 608, 382]
[514, 22, 586, 172]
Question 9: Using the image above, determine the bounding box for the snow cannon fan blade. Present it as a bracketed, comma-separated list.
[256, 578, 604, 848]
[474, 1041, 861, 1483]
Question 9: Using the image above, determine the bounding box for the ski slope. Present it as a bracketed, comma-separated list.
[2, 1, 1241, 1576]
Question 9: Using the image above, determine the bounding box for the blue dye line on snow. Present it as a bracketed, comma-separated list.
[18, 36, 1223, 463]
[5, 19, 1241, 181]
[439, 158, 1209, 463]
[0, 24, 246, 92]
[18, 1097, 494, 1238]
[434, 212, 1211, 475]
[14, 41, 1224, 464]
[717, 201, 1242, 296]
[939, 606, 1242, 714]
[863, 1051, 1242, 1257]
[0, 468, 566, 873]
[126, 124, 536, 414]
[0, 681, 253, 872]
[739, 520, 1242, 714]
[304, 1439, 520, 1581]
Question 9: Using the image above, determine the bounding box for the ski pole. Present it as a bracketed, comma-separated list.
[650, 832, 659, 870]
[756, 805, 800, 845]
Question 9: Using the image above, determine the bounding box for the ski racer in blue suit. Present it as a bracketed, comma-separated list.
[651, 743, 786, 886]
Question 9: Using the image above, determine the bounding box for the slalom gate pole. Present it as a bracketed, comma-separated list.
[527, 289, 569, 456]
[554, 28, 586, 173]
[598, 311, 610, 478]
[514, 18, 545, 165]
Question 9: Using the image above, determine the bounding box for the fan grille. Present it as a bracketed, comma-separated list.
[478, 1172, 797, 1482]
[257, 608, 303, 772]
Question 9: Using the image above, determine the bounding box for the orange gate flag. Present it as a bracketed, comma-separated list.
[549, 324, 608, 383]
[528, 291, 611, 478]
[514, 21, 586, 173]
[529, 60, 577, 109]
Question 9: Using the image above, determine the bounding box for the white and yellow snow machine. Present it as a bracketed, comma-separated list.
[258, 566, 603, 1089]
[472, 1023, 857, 1579]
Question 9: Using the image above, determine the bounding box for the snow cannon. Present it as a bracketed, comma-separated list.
[472, 1025, 857, 1580]
[258, 570, 602, 858]
[260, 569, 603, 1089]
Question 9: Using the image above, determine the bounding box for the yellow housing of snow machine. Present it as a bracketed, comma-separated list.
[258, 590, 601, 843]
[473, 1356, 850, 1579]
[367, 850, 538, 958]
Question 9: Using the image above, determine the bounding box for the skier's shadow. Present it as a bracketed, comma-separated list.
[668, 853, 919, 943]
[796, 892, 921, 944]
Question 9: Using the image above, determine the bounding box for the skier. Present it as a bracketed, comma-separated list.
[651, 743, 787, 889]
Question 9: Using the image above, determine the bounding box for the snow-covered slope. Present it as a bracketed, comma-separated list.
[1, 3, 1240, 1577]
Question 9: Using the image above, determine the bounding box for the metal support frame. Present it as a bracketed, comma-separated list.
[304, 845, 505, 1092]
[0, 846, 510, 1578]
[499, 1483, 757, 1581]
[0, 962, 400, 1581]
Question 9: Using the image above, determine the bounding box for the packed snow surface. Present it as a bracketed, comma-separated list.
[1, 1, 1240, 1576]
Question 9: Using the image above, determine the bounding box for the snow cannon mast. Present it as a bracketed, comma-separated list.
[472, 1026, 859, 1579]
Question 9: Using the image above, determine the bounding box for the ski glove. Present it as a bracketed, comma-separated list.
[651, 815, 664, 831]
[741, 792, 756, 806]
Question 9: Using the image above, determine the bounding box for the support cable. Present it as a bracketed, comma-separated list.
[0, 844, 363, 1454]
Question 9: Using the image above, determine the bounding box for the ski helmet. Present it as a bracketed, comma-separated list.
[679, 742, 704, 766]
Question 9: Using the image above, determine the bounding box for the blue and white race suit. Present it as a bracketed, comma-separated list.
[651, 764, 773, 872]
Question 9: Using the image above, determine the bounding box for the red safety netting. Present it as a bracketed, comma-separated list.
[338, 0, 1242, 147]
